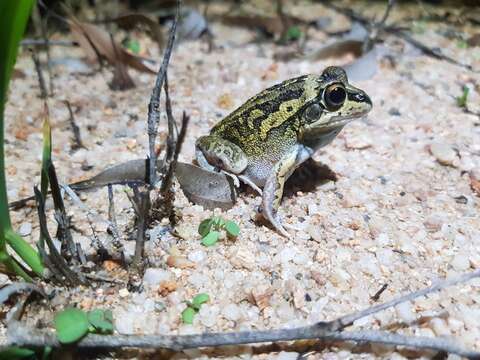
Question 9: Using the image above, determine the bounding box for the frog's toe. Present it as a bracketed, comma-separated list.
[261, 207, 290, 238]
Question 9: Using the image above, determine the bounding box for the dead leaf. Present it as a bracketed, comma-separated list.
[220, 14, 304, 37]
[344, 46, 378, 82]
[68, 17, 156, 74]
[175, 162, 236, 210]
[102, 13, 163, 49]
[306, 40, 363, 61]
[467, 33, 480, 47]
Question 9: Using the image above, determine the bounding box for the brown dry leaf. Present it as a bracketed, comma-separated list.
[305, 40, 363, 61]
[103, 260, 122, 272]
[103, 13, 163, 49]
[470, 173, 480, 196]
[220, 14, 304, 37]
[249, 287, 274, 311]
[68, 17, 156, 74]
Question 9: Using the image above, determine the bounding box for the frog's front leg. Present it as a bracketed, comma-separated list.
[262, 144, 313, 237]
[195, 135, 248, 187]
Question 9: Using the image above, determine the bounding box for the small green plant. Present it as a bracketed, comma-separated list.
[0, 345, 51, 360]
[54, 308, 114, 344]
[285, 25, 302, 42]
[198, 216, 240, 247]
[122, 37, 141, 54]
[456, 85, 469, 108]
[181, 293, 210, 324]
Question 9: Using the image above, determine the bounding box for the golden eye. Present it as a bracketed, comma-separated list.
[324, 84, 346, 110]
[303, 102, 322, 122]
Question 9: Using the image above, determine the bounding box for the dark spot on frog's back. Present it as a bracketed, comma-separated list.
[286, 106, 293, 112]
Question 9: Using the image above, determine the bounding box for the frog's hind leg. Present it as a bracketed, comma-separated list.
[262, 145, 313, 237]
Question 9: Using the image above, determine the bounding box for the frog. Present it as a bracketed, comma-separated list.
[195, 66, 372, 237]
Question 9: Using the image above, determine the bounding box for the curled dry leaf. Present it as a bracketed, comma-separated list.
[175, 162, 236, 210]
[68, 17, 156, 74]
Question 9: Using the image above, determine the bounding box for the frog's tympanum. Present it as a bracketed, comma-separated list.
[196, 66, 372, 237]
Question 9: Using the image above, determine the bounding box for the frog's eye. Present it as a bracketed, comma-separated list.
[324, 83, 346, 110]
[303, 102, 322, 122]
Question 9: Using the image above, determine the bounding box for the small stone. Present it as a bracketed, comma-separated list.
[158, 280, 177, 296]
[167, 255, 196, 269]
[229, 247, 256, 270]
[345, 133, 372, 150]
[429, 142, 457, 166]
[430, 318, 450, 336]
[143, 268, 171, 286]
[306, 223, 323, 242]
[395, 302, 416, 323]
[249, 287, 273, 310]
[198, 305, 220, 327]
[451, 253, 470, 271]
[18, 222, 32, 236]
[119, 288, 130, 298]
[222, 303, 242, 321]
[275, 352, 299, 360]
[187, 249, 206, 263]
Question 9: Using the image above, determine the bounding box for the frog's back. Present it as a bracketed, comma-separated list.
[210, 74, 322, 156]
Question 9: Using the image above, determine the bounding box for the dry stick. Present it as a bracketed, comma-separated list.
[5, 269, 480, 358]
[147, 2, 179, 187]
[32, 3, 54, 95]
[47, 162, 77, 260]
[363, 0, 396, 52]
[131, 185, 150, 270]
[21, 39, 75, 47]
[107, 184, 125, 264]
[326, 268, 480, 332]
[320, 0, 474, 72]
[31, 50, 48, 99]
[64, 100, 85, 150]
[34, 187, 86, 286]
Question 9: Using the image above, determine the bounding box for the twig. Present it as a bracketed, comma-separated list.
[363, 0, 396, 52]
[4, 269, 480, 358]
[131, 185, 150, 270]
[147, 1, 179, 187]
[34, 187, 86, 287]
[370, 284, 388, 302]
[47, 162, 76, 260]
[320, 0, 475, 71]
[107, 184, 124, 262]
[30, 49, 48, 99]
[64, 100, 85, 151]
[326, 268, 480, 331]
[21, 39, 76, 47]
[0, 283, 45, 305]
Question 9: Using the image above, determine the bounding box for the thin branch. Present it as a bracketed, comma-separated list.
[147, 1, 179, 186]
[107, 184, 124, 262]
[21, 39, 76, 47]
[327, 268, 480, 331]
[4, 269, 480, 359]
[5, 324, 479, 358]
[320, 0, 475, 71]
[30, 49, 48, 99]
[64, 100, 85, 151]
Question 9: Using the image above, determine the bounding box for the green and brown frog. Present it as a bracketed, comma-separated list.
[196, 66, 372, 237]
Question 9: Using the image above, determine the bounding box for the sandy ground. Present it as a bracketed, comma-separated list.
[1, 1, 480, 359]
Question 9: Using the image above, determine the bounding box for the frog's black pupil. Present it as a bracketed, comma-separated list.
[328, 86, 346, 105]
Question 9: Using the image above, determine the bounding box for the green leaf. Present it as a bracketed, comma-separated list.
[87, 309, 114, 334]
[224, 220, 240, 238]
[201, 231, 219, 247]
[191, 293, 210, 310]
[211, 216, 225, 229]
[54, 308, 90, 344]
[181, 306, 196, 324]
[127, 39, 141, 54]
[41, 117, 52, 199]
[286, 26, 302, 41]
[456, 85, 469, 108]
[0, 347, 35, 360]
[198, 218, 214, 237]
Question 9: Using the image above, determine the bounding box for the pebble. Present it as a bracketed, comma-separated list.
[187, 249, 206, 263]
[430, 142, 457, 166]
[119, 288, 130, 298]
[143, 268, 171, 286]
[451, 253, 470, 271]
[18, 222, 32, 236]
[275, 352, 300, 360]
[222, 303, 242, 321]
[395, 302, 416, 323]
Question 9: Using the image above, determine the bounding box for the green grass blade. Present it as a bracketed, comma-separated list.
[41, 114, 52, 198]
[0, 0, 43, 279]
